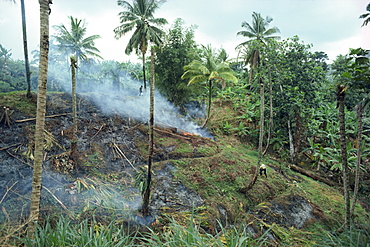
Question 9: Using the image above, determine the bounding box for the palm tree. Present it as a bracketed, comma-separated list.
[0, 44, 12, 71]
[236, 12, 280, 79]
[114, 0, 167, 90]
[141, 47, 155, 216]
[54, 16, 102, 166]
[20, 0, 32, 98]
[236, 13, 280, 193]
[70, 56, 78, 163]
[182, 45, 238, 128]
[360, 2, 370, 27]
[5, 0, 32, 97]
[114, 0, 167, 216]
[29, 0, 51, 233]
[54, 16, 102, 63]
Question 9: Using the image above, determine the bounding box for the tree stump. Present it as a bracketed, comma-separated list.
[0, 106, 14, 127]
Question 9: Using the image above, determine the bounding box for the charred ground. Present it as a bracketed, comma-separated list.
[0, 91, 369, 245]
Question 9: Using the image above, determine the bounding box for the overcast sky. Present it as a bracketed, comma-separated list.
[1, 0, 369, 63]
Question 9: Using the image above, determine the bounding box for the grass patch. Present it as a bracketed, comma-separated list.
[0, 91, 37, 116]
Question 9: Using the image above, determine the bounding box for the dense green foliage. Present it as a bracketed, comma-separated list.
[0, 44, 38, 92]
[155, 19, 201, 107]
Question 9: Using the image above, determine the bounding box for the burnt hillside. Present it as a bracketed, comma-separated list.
[0, 92, 369, 246]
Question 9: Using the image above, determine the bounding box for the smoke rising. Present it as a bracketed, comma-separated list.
[47, 58, 213, 138]
[77, 76, 212, 139]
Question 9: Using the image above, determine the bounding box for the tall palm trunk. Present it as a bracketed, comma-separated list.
[337, 84, 350, 229]
[141, 47, 155, 215]
[21, 0, 31, 98]
[142, 52, 147, 90]
[202, 79, 212, 128]
[70, 57, 78, 166]
[29, 0, 50, 232]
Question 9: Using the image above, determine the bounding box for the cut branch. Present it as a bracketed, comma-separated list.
[0, 181, 18, 204]
[91, 124, 105, 140]
[15, 112, 74, 123]
[0, 143, 22, 151]
[43, 186, 74, 219]
[112, 142, 137, 171]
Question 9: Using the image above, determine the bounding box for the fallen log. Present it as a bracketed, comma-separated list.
[154, 127, 192, 140]
[15, 112, 73, 123]
[289, 164, 338, 187]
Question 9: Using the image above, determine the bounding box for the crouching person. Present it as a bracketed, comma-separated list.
[259, 164, 267, 178]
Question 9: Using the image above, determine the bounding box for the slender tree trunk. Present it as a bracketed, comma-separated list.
[202, 79, 212, 128]
[351, 100, 365, 217]
[70, 57, 78, 167]
[263, 65, 273, 155]
[278, 83, 294, 162]
[288, 119, 294, 162]
[293, 111, 302, 163]
[21, 0, 32, 98]
[337, 85, 350, 229]
[257, 78, 265, 169]
[240, 78, 264, 193]
[141, 47, 155, 216]
[142, 52, 147, 90]
[29, 0, 50, 232]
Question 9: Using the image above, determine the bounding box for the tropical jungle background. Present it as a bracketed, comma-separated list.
[0, 0, 370, 246]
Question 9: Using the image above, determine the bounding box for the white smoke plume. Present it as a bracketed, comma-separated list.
[80, 78, 213, 138]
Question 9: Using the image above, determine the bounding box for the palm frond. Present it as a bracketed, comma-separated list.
[54, 16, 102, 61]
[236, 12, 280, 50]
[115, 0, 167, 55]
[187, 75, 207, 85]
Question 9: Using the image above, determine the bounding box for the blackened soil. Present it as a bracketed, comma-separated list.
[0, 92, 205, 223]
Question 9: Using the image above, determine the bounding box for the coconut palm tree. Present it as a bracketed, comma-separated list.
[54, 16, 102, 63]
[360, 2, 370, 27]
[114, 0, 167, 216]
[182, 45, 238, 128]
[70, 56, 78, 163]
[19, 0, 32, 97]
[236, 12, 280, 82]
[29, 0, 51, 233]
[114, 0, 167, 90]
[0, 44, 12, 71]
[5, 0, 32, 97]
[141, 46, 155, 216]
[54, 16, 102, 166]
[236, 13, 279, 193]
